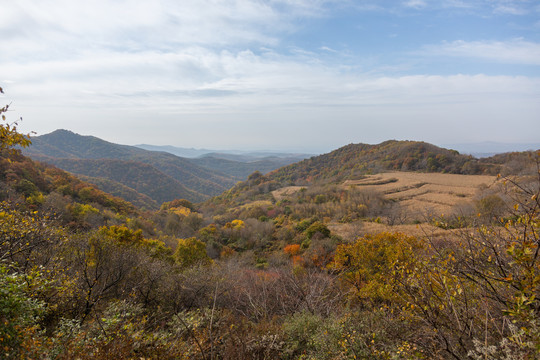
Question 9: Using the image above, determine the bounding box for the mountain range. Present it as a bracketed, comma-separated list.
[23, 130, 539, 209]
[22, 130, 310, 208]
[23, 130, 236, 206]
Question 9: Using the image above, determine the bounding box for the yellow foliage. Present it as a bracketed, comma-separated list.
[98, 225, 143, 243]
[331, 232, 422, 303]
[169, 206, 192, 217]
[224, 219, 245, 230]
[174, 237, 211, 268]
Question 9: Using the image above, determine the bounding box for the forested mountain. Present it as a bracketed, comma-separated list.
[23, 130, 237, 203]
[266, 140, 530, 185]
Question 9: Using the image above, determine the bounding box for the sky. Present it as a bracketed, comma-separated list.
[1, 0, 539, 153]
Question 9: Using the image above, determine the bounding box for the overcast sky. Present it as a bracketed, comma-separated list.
[1, 0, 539, 153]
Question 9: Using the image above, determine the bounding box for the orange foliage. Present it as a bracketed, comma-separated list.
[283, 244, 301, 256]
[292, 255, 305, 267]
[220, 245, 236, 258]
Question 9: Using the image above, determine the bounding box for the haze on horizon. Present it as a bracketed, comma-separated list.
[1, 0, 539, 154]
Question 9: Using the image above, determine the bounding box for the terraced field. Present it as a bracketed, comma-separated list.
[270, 171, 501, 240]
[343, 172, 499, 216]
[331, 172, 499, 240]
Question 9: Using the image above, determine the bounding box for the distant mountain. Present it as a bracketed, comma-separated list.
[135, 144, 311, 180]
[189, 154, 310, 180]
[136, 144, 312, 161]
[135, 144, 216, 158]
[442, 142, 540, 158]
[23, 130, 237, 204]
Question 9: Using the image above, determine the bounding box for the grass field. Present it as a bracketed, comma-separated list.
[339, 172, 499, 240]
[343, 171, 499, 217]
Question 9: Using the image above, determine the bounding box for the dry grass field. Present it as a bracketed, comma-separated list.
[343, 171, 499, 217]
[269, 171, 502, 240]
[338, 172, 499, 240]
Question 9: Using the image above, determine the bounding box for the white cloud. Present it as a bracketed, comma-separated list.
[442, 0, 474, 9]
[403, 0, 428, 9]
[5, 46, 538, 120]
[1, 0, 539, 150]
[320, 46, 338, 53]
[421, 39, 540, 65]
[1, 0, 338, 63]
[493, 5, 527, 15]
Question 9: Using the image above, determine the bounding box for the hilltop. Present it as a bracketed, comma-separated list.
[266, 140, 528, 185]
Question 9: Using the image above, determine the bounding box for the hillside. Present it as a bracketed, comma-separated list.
[76, 174, 159, 210]
[0, 148, 139, 227]
[23, 130, 237, 203]
[267, 140, 498, 185]
[29, 156, 204, 205]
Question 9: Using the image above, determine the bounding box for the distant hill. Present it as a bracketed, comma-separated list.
[189, 154, 310, 180]
[135, 144, 216, 158]
[136, 144, 311, 179]
[23, 130, 237, 204]
[442, 141, 540, 158]
[266, 140, 538, 185]
[135, 144, 312, 161]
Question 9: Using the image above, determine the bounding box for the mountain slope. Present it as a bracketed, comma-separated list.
[23, 130, 237, 203]
[31, 156, 202, 205]
[76, 174, 159, 210]
[0, 149, 138, 217]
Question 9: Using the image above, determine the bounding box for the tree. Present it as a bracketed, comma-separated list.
[332, 232, 422, 304]
[0, 87, 31, 153]
[304, 221, 330, 240]
[174, 237, 211, 268]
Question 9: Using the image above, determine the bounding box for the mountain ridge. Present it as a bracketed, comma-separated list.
[23, 129, 237, 204]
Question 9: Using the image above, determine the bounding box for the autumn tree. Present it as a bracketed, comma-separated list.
[174, 237, 211, 268]
[332, 232, 422, 304]
[0, 87, 31, 153]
